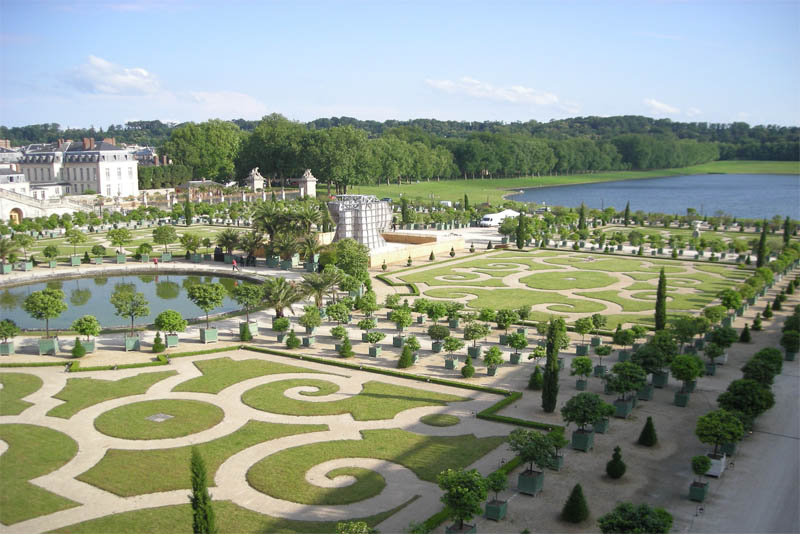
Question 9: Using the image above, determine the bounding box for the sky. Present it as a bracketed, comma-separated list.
[1, 0, 798, 129]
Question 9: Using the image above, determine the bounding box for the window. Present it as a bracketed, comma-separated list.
[81, 184, 84, 192]
[105, 168, 110, 178]
[128, 167, 133, 179]
[106, 186, 111, 196]
[47, 168, 51, 179]
[117, 167, 121, 178]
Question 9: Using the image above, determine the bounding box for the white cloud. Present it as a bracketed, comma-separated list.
[643, 97, 680, 115]
[685, 107, 702, 118]
[425, 76, 576, 112]
[69, 55, 160, 95]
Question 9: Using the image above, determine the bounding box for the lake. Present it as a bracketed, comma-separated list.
[510, 174, 800, 219]
[1, 274, 245, 330]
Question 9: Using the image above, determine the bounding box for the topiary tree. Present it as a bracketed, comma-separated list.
[508, 332, 528, 357]
[461, 355, 475, 378]
[507, 428, 556, 474]
[613, 325, 635, 352]
[780, 330, 799, 355]
[43, 244, 60, 260]
[437, 468, 487, 531]
[717, 379, 775, 420]
[391, 308, 413, 336]
[495, 308, 519, 335]
[703, 342, 724, 366]
[338, 335, 354, 358]
[528, 365, 543, 390]
[463, 322, 489, 348]
[428, 324, 450, 343]
[561, 392, 609, 432]
[485, 470, 507, 505]
[299, 306, 322, 333]
[153, 225, 178, 254]
[571, 356, 593, 383]
[151, 332, 166, 353]
[670, 354, 704, 393]
[606, 361, 647, 401]
[597, 502, 673, 534]
[405, 335, 421, 354]
[107, 228, 133, 255]
[71, 315, 101, 341]
[398, 344, 414, 368]
[695, 409, 745, 456]
[637, 416, 658, 446]
[426, 302, 448, 324]
[186, 283, 227, 330]
[71, 337, 86, 358]
[23, 288, 67, 337]
[231, 283, 264, 324]
[286, 329, 300, 349]
[691, 455, 711, 483]
[443, 336, 464, 361]
[574, 317, 593, 346]
[606, 446, 626, 479]
[190, 447, 217, 534]
[0, 319, 21, 344]
[561, 483, 589, 523]
[154, 309, 187, 336]
[741, 356, 778, 386]
[739, 323, 751, 343]
[483, 346, 504, 372]
[708, 326, 738, 351]
[594, 344, 612, 369]
[272, 316, 290, 336]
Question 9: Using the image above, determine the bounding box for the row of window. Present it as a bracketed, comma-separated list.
[23, 166, 136, 182]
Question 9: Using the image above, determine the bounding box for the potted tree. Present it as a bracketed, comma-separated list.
[428, 324, 451, 353]
[496, 308, 519, 345]
[464, 322, 490, 358]
[507, 428, 556, 496]
[670, 354, 704, 407]
[0, 237, 20, 274]
[561, 392, 610, 452]
[413, 298, 430, 325]
[135, 243, 153, 263]
[630, 324, 648, 351]
[506, 332, 528, 364]
[593, 402, 616, 434]
[594, 344, 612, 376]
[443, 336, 465, 369]
[405, 336, 421, 362]
[70, 315, 101, 353]
[574, 317, 593, 355]
[483, 346, 504, 376]
[484, 471, 508, 521]
[186, 282, 227, 344]
[591, 313, 607, 346]
[390, 307, 412, 347]
[108, 228, 132, 264]
[689, 455, 712, 502]
[91, 244, 106, 265]
[446, 302, 464, 329]
[12, 233, 34, 271]
[110, 288, 149, 351]
[631, 346, 664, 400]
[695, 409, 744, 477]
[330, 325, 348, 352]
[180, 232, 203, 263]
[703, 342, 724, 375]
[42, 244, 60, 268]
[547, 427, 569, 471]
[153, 310, 187, 348]
[232, 283, 263, 339]
[0, 319, 21, 355]
[272, 317, 290, 343]
[366, 331, 385, 357]
[427, 301, 447, 325]
[23, 288, 67, 355]
[613, 325, 635, 362]
[570, 356, 592, 390]
[299, 306, 321, 347]
[606, 362, 646, 418]
[438, 468, 487, 534]
[708, 326, 738, 364]
[780, 330, 799, 361]
[152, 225, 177, 262]
[358, 318, 377, 342]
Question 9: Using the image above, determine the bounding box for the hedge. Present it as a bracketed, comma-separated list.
[66, 345, 241, 372]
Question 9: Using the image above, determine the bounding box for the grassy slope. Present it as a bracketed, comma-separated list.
[351, 160, 799, 204]
[0, 373, 43, 415]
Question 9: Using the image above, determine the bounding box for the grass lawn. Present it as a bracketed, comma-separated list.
[424, 287, 607, 313]
[78, 420, 327, 497]
[0, 424, 80, 525]
[246, 429, 505, 505]
[520, 270, 618, 290]
[540, 255, 685, 273]
[47, 371, 176, 419]
[48, 499, 413, 534]
[93, 399, 224, 440]
[420, 414, 460, 427]
[0, 373, 43, 415]
[241, 379, 466, 420]
[172, 357, 327, 394]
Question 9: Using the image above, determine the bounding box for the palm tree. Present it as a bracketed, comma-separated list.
[273, 232, 299, 261]
[293, 202, 322, 234]
[0, 237, 20, 267]
[299, 235, 321, 262]
[216, 229, 240, 255]
[253, 201, 288, 243]
[238, 230, 265, 261]
[300, 272, 337, 308]
[262, 276, 305, 318]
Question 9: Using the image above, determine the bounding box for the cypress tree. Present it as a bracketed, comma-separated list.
[190, 447, 217, 534]
[463, 194, 469, 211]
[578, 203, 587, 231]
[542, 318, 563, 412]
[756, 220, 768, 268]
[783, 216, 792, 245]
[637, 416, 658, 447]
[763, 302, 773, 319]
[561, 483, 590, 523]
[398, 344, 414, 368]
[739, 324, 751, 343]
[623, 202, 630, 227]
[516, 214, 525, 249]
[654, 268, 667, 331]
[606, 446, 626, 479]
[338, 336, 354, 358]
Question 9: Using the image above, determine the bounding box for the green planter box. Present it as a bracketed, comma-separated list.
[165, 334, 179, 348]
[547, 454, 564, 471]
[224, 254, 233, 264]
[304, 262, 318, 272]
[276, 333, 287, 343]
[593, 365, 606, 377]
[517, 470, 544, 496]
[38, 337, 59, 355]
[614, 399, 633, 418]
[571, 429, 594, 452]
[191, 254, 202, 263]
[203, 254, 213, 261]
[416, 315, 426, 325]
[448, 319, 460, 329]
[305, 326, 316, 336]
[445, 524, 476, 534]
[445, 359, 456, 370]
[603, 381, 614, 395]
[280, 260, 294, 270]
[116, 254, 126, 264]
[161, 253, 172, 262]
[510, 352, 521, 364]
[0, 341, 15, 355]
[93, 257, 103, 265]
[82, 339, 96, 353]
[361, 333, 369, 342]
[1, 263, 11, 274]
[240, 322, 259, 338]
[785, 351, 797, 361]
[720, 441, 737, 456]
[684, 380, 697, 393]
[618, 349, 630, 361]
[689, 482, 709, 502]
[576, 379, 587, 390]
[431, 341, 443, 353]
[637, 385, 654, 401]
[21, 261, 33, 271]
[487, 367, 497, 376]
[140, 254, 150, 263]
[576, 344, 589, 356]
[70, 256, 81, 266]
[517, 327, 529, 336]
[467, 346, 481, 358]
[674, 391, 690, 407]
[591, 336, 602, 347]
[47, 260, 57, 268]
[593, 418, 610, 434]
[705, 363, 717, 376]
[124, 335, 140, 352]
[200, 328, 218, 344]
[652, 371, 669, 388]
[369, 346, 382, 357]
[499, 334, 509, 345]
[302, 336, 315, 347]
[392, 336, 405, 347]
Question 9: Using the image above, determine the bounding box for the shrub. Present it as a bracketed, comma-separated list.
[485, 471, 507, 503]
[561, 483, 589, 523]
[637, 416, 658, 447]
[272, 317, 290, 333]
[449, 247, 455, 257]
[739, 324, 751, 343]
[773, 294, 782, 311]
[717, 379, 775, 419]
[285, 330, 300, 349]
[338, 336, 354, 358]
[461, 356, 475, 378]
[691, 455, 711, 481]
[330, 325, 347, 341]
[751, 347, 783, 376]
[71, 337, 86, 358]
[427, 324, 451, 342]
[606, 446, 626, 479]
[152, 332, 166, 353]
[598, 503, 672, 534]
[527, 366, 543, 390]
[752, 314, 763, 331]
[239, 323, 253, 341]
[398, 345, 414, 368]
[763, 302, 773, 319]
[429, 251, 435, 261]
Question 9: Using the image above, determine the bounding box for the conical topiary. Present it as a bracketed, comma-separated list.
[752, 314, 763, 331]
[739, 324, 751, 343]
[528, 365, 543, 390]
[773, 294, 782, 311]
[763, 302, 773, 319]
[487, 241, 493, 249]
[239, 323, 252, 342]
[72, 337, 86, 358]
[561, 483, 589, 523]
[469, 243, 475, 253]
[338, 336, 354, 358]
[285, 329, 300, 349]
[787, 283, 795, 295]
[461, 355, 475, 378]
[449, 247, 455, 257]
[429, 251, 435, 261]
[398, 345, 414, 368]
[606, 446, 626, 479]
[152, 332, 166, 353]
[637, 416, 658, 447]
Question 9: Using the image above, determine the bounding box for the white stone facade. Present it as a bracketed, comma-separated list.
[328, 195, 392, 250]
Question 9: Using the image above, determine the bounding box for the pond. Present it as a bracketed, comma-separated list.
[0, 274, 247, 330]
[510, 173, 800, 219]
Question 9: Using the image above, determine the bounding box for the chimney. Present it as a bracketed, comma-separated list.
[57, 139, 64, 149]
[154, 155, 159, 166]
[162, 155, 168, 165]
[90, 138, 95, 150]
[82, 138, 90, 150]
[103, 137, 115, 146]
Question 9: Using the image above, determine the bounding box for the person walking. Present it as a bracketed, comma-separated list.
[232, 258, 238, 272]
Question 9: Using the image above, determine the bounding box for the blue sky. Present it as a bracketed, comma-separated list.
[1, 0, 798, 128]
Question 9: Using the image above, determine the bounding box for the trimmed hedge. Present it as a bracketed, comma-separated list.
[0, 361, 66, 368]
[66, 345, 241, 372]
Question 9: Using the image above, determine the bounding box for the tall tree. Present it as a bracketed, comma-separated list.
[654, 267, 667, 330]
[542, 317, 565, 412]
[623, 202, 630, 227]
[783, 216, 793, 245]
[190, 447, 217, 534]
[578, 203, 587, 231]
[756, 220, 768, 268]
[516, 214, 526, 249]
[162, 120, 242, 182]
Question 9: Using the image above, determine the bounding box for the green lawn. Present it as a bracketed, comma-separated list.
[0, 424, 80, 525]
[93, 399, 224, 440]
[424, 287, 607, 314]
[540, 255, 685, 273]
[47, 371, 176, 419]
[520, 270, 618, 290]
[0, 373, 43, 415]
[420, 414, 460, 427]
[172, 357, 326, 394]
[241, 379, 466, 420]
[78, 420, 327, 497]
[48, 499, 413, 534]
[246, 429, 505, 505]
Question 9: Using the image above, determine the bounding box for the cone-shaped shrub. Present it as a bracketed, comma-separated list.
[561, 483, 590, 523]
[285, 329, 300, 349]
[606, 446, 626, 479]
[752, 314, 763, 331]
[398, 345, 414, 368]
[773, 294, 782, 311]
[239, 323, 252, 342]
[71, 337, 86, 358]
[338, 336, 354, 358]
[528, 366, 543, 390]
[637, 416, 658, 447]
[461, 355, 475, 378]
[739, 324, 751, 343]
[429, 251, 435, 261]
[763, 302, 773, 318]
[152, 332, 166, 353]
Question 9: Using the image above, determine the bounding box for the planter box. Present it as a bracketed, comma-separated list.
[717, 352, 728, 365]
[70, 256, 81, 266]
[707, 453, 726, 477]
[652, 370, 669, 388]
[614, 398, 633, 418]
[485, 500, 507, 521]
[276, 333, 287, 343]
[305, 326, 316, 336]
[576, 378, 587, 390]
[487, 367, 497, 376]
[302, 336, 315, 347]
[203, 254, 213, 261]
[369, 346, 381, 357]
[674, 391, 690, 407]
[689, 482, 709, 502]
[279, 260, 294, 270]
[224, 254, 233, 264]
[547, 454, 564, 471]
[416, 315, 426, 325]
[694, 338, 705, 349]
[38, 337, 59, 355]
[637, 385, 654, 401]
[190, 254, 202, 263]
[499, 334, 509, 345]
[445, 359, 456, 370]
[785, 351, 797, 362]
[593, 365, 606, 377]
[241, 321, 259, 337]
[124, 335, 140, 352]
[431, 341, 443, 353]
[161, 253, 173, 262]
[116, 254, 127, 264]
[392, 335, 405, 347]
[685, 380, 697, 393]
[448, 319, 460, 329]
[361, 333, 369, 342]
[200, 328, 218, 344]
[165, 334, 179, 348]
[21, 261, 33, 271]
[571, 429, 594, 452]
[510, 352, 521, 364]
[140, 254, 150, 263]
[576, 344, 589, 356]
[0, 341, 15, 355]
[591, 336, 601, 347]
[720, 441, 737, 456]
[517, 327, 529, 336]
[603, 381, 614, 395]
[46, 260, 57, 268]
[1, 263, 11, 274]
[445, 524, 476, 534]
[617, 350, 630, 362]
[80, 339, 96, 353]
[93, 257, 103, 265]
[467, 346, 481, 358]
[304, 262, 318, 272]
[517, 470, 544, 496]
[593, 418, 610, 434]
[266, 256, 279, 267]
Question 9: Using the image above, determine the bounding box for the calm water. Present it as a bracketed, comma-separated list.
[1, 275, 244, 329]
[510, 174, 800, 219]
